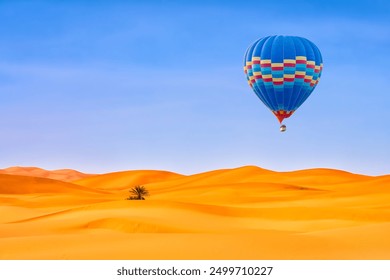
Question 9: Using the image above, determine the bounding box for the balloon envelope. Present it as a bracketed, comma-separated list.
[244, 35, 323, 123]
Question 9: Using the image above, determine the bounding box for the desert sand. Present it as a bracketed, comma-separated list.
[0, 166, 93, 182]
[0, 165, 390, 260]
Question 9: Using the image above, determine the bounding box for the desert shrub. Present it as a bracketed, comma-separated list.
[126, 185, 149, 200]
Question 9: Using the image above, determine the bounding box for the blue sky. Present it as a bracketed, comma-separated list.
[0, 0, 389, 175]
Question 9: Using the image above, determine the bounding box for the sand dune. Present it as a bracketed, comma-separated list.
[0, 174, 107, 195]
[74, 169, 183, 191]
[0, 165, 389, 259]
[0, 166, 93, 182]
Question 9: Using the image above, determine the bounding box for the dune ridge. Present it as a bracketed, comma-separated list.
[0, 165, 389, 260]
[0, 166, 93, 182]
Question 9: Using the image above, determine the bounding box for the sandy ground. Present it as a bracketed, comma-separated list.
[1, 165, 390, 260]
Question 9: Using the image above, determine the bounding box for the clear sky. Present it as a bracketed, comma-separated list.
[0, 0, 389, 175]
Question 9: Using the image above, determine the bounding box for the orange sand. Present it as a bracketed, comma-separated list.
[1, 165, 390, 260]
[0, 166, 93, 182]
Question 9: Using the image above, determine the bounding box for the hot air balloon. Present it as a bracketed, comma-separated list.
[243, 35, 323, 132]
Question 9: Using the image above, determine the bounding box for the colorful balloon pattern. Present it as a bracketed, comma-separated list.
[244, 35, 323, 123]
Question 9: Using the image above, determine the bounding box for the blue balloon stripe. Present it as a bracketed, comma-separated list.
[251, 39, 275, 110]
[247, 67, 265, 106]
[284, 67, 296, 74]
[254, 82, 273, 109]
